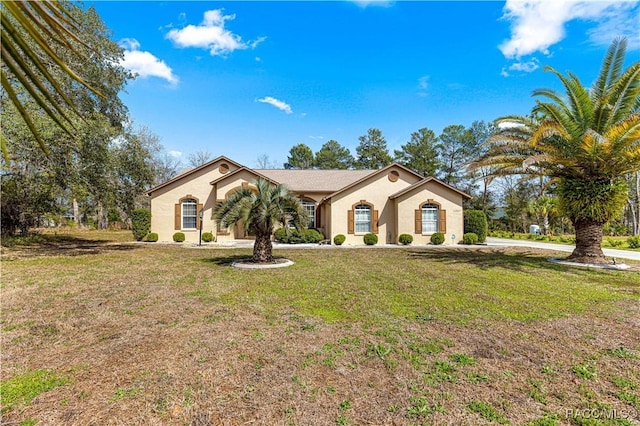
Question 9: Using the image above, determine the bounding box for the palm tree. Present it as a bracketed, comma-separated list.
[475, 38, 640, 264]
[528, 195, 558, 235]
[213, 178, 307, 263]
[1, 1, 103, 160]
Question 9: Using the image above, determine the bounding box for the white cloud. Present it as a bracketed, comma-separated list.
[501, 58, 539, 77]
[168, 150, 183, 158]
[498, 121, 524, 129]
[350, 0, 393, 8]
[308, 135, 324, 140]
[587, 4, 640, 49]
[418, 75, 429, 90]
[119, 38, 178, 85]
[166, 9, 265, 56]
[256, 96, 293, 114]
[510, 58, 540, 72]
[417, 75, 429, 97]
[499, 0, 639, 59]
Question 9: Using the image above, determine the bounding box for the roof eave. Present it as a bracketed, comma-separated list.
[145, 156, 244, 195]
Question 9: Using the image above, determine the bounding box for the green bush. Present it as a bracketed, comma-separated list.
[273, 228, 325, 244]
[606, 237, 624, 247]
[334, 234, 346, 245]
[627, 235, 640, 249]
[430, 232, 445, 245]
[604, 221, 629, 236]
[173, 232, 185, 242]
[464, 210, 488, 243]
[274, 227, 288, 242]
[363, 233, 378, 245]
[398, 234, 413, 245]
[201, 232, 213, 243]
[131, 208, 151, 241]
[463, 232, 478, 245]
[304, 229, 325, 243]
[146, 232, 158, 242]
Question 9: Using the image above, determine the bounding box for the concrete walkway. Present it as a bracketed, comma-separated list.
[486, 237, 640, 261]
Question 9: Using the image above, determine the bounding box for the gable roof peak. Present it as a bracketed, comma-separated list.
[146, 155, 244, 195]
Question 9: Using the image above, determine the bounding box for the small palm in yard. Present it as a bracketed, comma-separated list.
[475, 37, 640, 264]
[213, 178, 307, 263]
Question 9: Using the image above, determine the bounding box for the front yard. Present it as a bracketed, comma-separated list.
[2, 232, 639, 425]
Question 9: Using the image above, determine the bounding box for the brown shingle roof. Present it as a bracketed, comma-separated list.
[254, 169, 374, 192]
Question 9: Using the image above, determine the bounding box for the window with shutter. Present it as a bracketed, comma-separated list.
[176, 195, 201, 230]
[182, 199, 197, 229]
[418, 201, 443, 235]
[354, 204, 372, 233]
[421, 204, 438, 233]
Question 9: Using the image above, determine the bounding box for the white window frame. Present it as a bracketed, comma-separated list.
[182, 199, 198, 230]
[421, 204, 438, 234]
[354, 204, 372, 234]
[301, 200, 316, 228]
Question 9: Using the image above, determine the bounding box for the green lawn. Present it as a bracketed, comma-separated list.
[2, 231, 639, 425]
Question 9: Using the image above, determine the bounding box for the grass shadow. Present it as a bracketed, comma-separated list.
[201, 254, 252, 266]
[407, 247, 578, 273]
[1, 234, 141, 259]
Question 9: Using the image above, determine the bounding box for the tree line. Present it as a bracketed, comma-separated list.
[1, 2, 179, 235]
[278, 123, 496, 216]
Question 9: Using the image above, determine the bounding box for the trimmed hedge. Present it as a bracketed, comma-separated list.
[146, 232, 158, 242]
[173, 232, 185, 242]
[463, 232, 478, 245]
[430, 232, 445, 245]
[131, 208, 151, 241]
[334, 234, 346, 245]
[202, 232, 213, 243]
[398, 234, 413, 245]
[363, 233, 378, 245]
[464, 210, 488, 243]
[274, 228, 325, 244]
[628, 235, 640, 249]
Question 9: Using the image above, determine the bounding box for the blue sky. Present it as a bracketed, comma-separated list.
[90, 0, 640, 168]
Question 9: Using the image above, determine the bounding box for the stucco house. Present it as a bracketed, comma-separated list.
[146, 156, 471, 245]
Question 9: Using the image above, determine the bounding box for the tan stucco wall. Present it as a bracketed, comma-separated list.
[328, 167, 421, 245]
[149, 161, 466, 246]
[149, 160, 239, 243]
[394, 180, 465, 245]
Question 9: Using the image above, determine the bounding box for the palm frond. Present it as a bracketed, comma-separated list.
[1, 0, 104, 160]
[592, 37, 627, 102]
[537, 66, 593, 130]
[606, 64, 640, 128]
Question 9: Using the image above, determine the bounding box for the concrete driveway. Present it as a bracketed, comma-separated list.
[486, 237, 640, 261]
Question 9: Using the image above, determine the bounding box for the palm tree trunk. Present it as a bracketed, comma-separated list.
[253, 232, 274, 263]
[568, 218, 607, 264]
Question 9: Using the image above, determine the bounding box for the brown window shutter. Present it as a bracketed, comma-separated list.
[439, 209, 447, 233]
[174, 204, 181, 230]
[316, 207, 321, 228]
[347, 210, 354, 234]
[372, 210, 379, 233]
[197, 203, 203, 229]
[415, 209, 422, 234]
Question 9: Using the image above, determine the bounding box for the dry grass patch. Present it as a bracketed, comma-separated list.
[2, 232, 639, 425]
